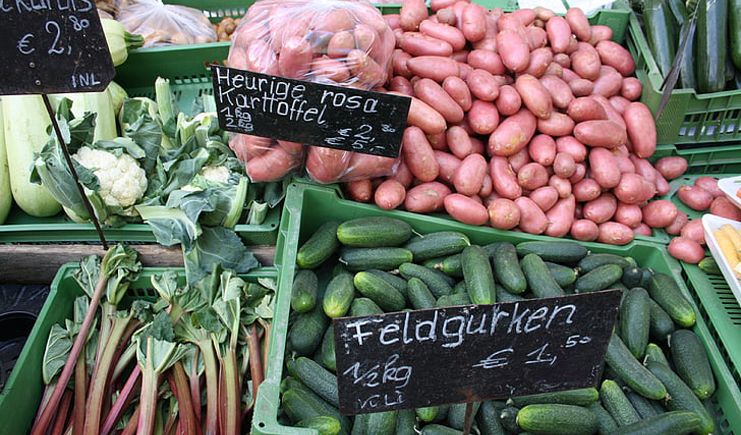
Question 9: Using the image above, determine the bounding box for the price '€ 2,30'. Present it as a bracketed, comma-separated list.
[1, 0, 114, 94]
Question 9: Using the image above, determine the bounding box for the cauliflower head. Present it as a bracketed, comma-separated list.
[181, 165, 231, 192]
[73, 146, 147, 208]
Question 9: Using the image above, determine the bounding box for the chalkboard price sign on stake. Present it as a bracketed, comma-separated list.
[211, 65, 411, 158]
[0, 1, 115, 95]
[333, 289, 622, 416]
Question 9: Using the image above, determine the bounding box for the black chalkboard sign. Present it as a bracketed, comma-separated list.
[334, 290, 622, 415]
[0, 0, 115, 95]
[211, 65, 411, 158]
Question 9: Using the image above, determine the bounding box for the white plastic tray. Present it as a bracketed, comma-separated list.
[702, 214, 741, 307]
[717, 175, 741, 211]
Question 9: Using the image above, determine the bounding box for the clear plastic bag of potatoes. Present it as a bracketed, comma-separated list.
[226, 0, 399, 183]
[116, 0, 217, 47]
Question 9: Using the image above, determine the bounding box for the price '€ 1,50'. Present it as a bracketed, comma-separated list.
[0, 0, 114, 95]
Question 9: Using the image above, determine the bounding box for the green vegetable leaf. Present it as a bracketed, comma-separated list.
[42, 324, 72, 384]
[151, 269, 181, 303]
[136, 205, 202, 252]
[182, 227, 260, 285]
[72, 255, 101, 298]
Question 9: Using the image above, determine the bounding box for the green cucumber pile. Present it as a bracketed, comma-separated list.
[281, 216, 718, 435]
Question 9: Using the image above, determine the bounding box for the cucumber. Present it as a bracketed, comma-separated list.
[696, 0, 728, 93]
[520, 254, 564, 298]
[678, 17, 697, 90]
[408, 277, 438, 310]
[732, 0, 741, 70]
[697, 257, 722, 275]
[516, 404, 599, 435]
[365, 269, 409, 300]
[619, 287, 651, 359]
[625, 390, 659, 419]
[495, 284, 527, 303]
[436, 292, 472, 307]
[506, 388, 599, 408]
[395, 409, 418, 435]
[621, 266, 643, 289]
[281, 376, 312, 395]
[288, 303, 329, 356]
[366, 411, 397, 435]
[647, 273, 696, 328]
[323, 273, 356, 318]
[453, 280, 467, 294]
[287, 356, 339, 407]
[339, 247, 413, 272]
[498, 406, 523, 433]
[586, 402, 618, 435]
[319, 326, 336, 372]
[439, 254, 464, 278]
[281, 388, 348, 430]
[666, 0, 688, 25]
[643, 0, 678, 77]
[577, 253, 636, 273]
[574, 264, 623, 293]
[462, 245, 496, 305]
[607, 411, 703, 435]
[492, 242, 528, 294]
[643, 342, 670, 366]
[297, 220, 342, 269]
[417, 406, 449, 423]
[349, 297, 384, 316]
[404, 231, 471, 262]
[599, 379, 641, 426]
[447, 401, 481, 431]
[296, 416, 341, 435]
[668, 329, 716, 400]
[430, 266, 458, 287]
[516, 241, 588, 266]
[544, 262, 577, 288]
[353, 271, 407, 312]
[337, 216, 413, 247]
[604, 334, 668, 400]
[351, 413, 369, 435]
[420, 424, 463, 435]
[292, 269, 319, 313]
[477, 401, 508, 435]
[399, 263, 455, 298]
[648, 298, 675, 342]
[645, 362, 715, 434]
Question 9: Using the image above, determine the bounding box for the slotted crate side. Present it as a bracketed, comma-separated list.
[253, 182, 741, 435]
[0, 265, 278, 435]
[626, 12, 741, 147]
[651, 144, 741, 176]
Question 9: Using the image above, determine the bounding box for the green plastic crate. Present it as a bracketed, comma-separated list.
[626, 12, 741, 147]
[652, 144, 741, 176]
[0, 204, 280, 245]
[251, 182, 741, 435]
[0, 265, 278, 435]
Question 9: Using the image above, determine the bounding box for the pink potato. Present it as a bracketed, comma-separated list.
[613, 173, 656, 204]
[467, 68, 501, 101]
[525, 47, 554, 77]
[497, 28, 530, 73]
[529, 134, 557, 166]
[488, 108, 538, 157]
[496, 84, 522, 116]
[588, 148, 622, 189]
[490, 156, 523, 199]
[573, 178, 602, 202]
[584, 193, 618, 224]
[598, 222, 635, 245]
[694, 176, 724, 197]
[665, 210, 689, 236]
[545, 195, 576, 238]
[614, 202, 643, 229]
[609, 95, 632, 114]
[570, 219, 600, 242]
[633, 222, 653, 237]
[596, 40, 636, 77]
[515, 74, 553, 119]
[668, 237, 705, 264]
[467, 50, 506, 75]
[447, 125, 474, 159]
[517, 162, 549, 190]
[568, 163, 587, 184]
[553, 152, 576, 178]
[454, 153, 488, 196]
[549, 175, 572, 199]
[536, 112, 575, 137]
[567, 96, 608, 123]
[621, 77, 643, 101]
[374, 180, 406, 210]
[508, 147, 532, 174]
[514, 196, 549, 234]
[388, 160, 414, 188]
[569, 78, 595, 97]
[710, 196, 741, 221]
[435, 150, 462, 185]
[556, 136, 587, 162]
[444, 193, 490, 225]
[402, 126, 440, 182]
[467, 99, 500, 135]
[529, 186, 560, 212]
[574, 120, 627, 149]
[345, 179, 373, 203]
[677, 185, 714, 211]
[443, 76, 473, 111]
[546, 16, 572, 53]
[487, 198, 521, 230]
[540, 74, 574, 110]
[623, 102, 657, 158]
[642, 200, 679, 228]
[404, 181, 452, 213]
[681, 219, 706, 245]
[654, 169, 671, 196]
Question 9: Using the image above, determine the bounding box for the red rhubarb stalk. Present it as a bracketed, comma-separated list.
[100, 366, 141, 435]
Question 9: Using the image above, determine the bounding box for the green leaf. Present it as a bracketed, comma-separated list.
[151, 269, 181, 303]
[136, 205, 202, 252]
[72, 255, 101, 298]
[42, 324, 72, 384]
[183, 227, 260, 285]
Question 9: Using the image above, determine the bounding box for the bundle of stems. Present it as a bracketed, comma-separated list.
[31, 248, 275, 435]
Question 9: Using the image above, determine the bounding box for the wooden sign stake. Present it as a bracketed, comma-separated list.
[40, 94, 108, 249]
[462, 402, 474, 435]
